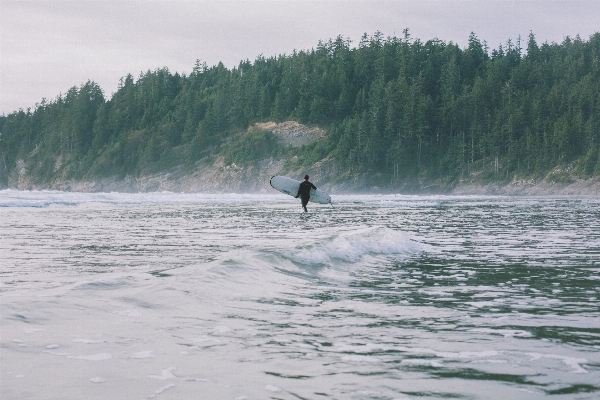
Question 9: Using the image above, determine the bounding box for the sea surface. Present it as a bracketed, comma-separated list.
[1, 190, 599, 400]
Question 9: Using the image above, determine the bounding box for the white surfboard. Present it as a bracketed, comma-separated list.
[270, 176, 331, 204]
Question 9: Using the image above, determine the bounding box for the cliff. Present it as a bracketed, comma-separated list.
[5, 121, 600, 196]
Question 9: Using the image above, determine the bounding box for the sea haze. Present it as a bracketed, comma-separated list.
[1, 191, 599, 399]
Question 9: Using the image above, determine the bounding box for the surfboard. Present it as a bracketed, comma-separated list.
[270, 175, 332, 204]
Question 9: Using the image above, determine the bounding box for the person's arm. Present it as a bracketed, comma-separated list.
[311, 183, 317, 190]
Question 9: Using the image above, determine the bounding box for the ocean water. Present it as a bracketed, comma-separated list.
[1, 190, 599, 400]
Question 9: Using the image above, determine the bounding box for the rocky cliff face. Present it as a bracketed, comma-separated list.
[6, 121, 342, 193]
[5, 121, 600, 195]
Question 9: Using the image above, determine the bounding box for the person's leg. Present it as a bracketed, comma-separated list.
[301, 197, 309, 212]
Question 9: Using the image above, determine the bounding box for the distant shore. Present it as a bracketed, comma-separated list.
[4, 158, 599, 197]
[4, 119, 600, 197]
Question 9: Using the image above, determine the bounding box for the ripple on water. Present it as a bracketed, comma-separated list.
[0, 193, 599, 399]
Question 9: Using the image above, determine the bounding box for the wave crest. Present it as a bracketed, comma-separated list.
[284, 227, 421, 266]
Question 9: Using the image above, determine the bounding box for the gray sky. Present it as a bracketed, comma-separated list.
[1, 0, 598, 115]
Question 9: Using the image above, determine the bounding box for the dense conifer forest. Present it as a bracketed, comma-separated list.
[1, 31, 599, 189]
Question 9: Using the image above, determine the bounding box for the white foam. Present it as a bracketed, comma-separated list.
[341, 355, 381, 363]
[148, 367, 176, 380]
[71, 353, 112, 361]
[132, 350, 155, 359]
[265, 385, 282, 392]
[73, 339, 103, 344]
[400, 359, 443, 367]
[378, 200, 440, 208]
[90, 377, 105, 383]
[471, 359, 509, 364]
[0, 189, 285, 208]
[468, 328, 533, 338]
[526, 353, 589, 374]
[154, 384, 175, 394]
[289, 227, 421, 265]
[435, 350, 502, 359]
[332, 342, 389, 354]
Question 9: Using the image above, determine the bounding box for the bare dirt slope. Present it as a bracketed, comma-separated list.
[252, 121, 326, 147]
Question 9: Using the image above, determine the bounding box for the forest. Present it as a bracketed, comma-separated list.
[1, 30, 599, 189]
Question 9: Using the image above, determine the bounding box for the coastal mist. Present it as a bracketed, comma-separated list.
[1, 191, 599, 399]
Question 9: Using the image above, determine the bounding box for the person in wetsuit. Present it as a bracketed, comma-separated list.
[296, 175, 317, 212]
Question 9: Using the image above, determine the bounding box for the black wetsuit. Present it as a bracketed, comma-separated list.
[297, 180, 317, 212]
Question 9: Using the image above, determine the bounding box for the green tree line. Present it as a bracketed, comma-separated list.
[1, 31, 599, 188]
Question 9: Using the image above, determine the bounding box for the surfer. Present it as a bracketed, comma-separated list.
[296, 175, 317, 212]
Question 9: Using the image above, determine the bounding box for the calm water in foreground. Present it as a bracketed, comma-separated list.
[1, 190, 599, 400]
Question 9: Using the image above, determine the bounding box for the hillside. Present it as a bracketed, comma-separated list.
[5, 120, 599, 195]
[1, 32, 600, 195]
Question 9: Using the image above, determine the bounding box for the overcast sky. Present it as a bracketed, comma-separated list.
[1, 0, 598, 114]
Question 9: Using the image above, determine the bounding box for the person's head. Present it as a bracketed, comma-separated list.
[304, 175, 309, 181]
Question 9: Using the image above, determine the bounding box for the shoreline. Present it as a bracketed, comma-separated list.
[5, 152, 599, 197]
[2, 175, 599, 197]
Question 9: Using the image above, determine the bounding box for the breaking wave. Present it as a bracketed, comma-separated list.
[279, 226, 422, 266]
